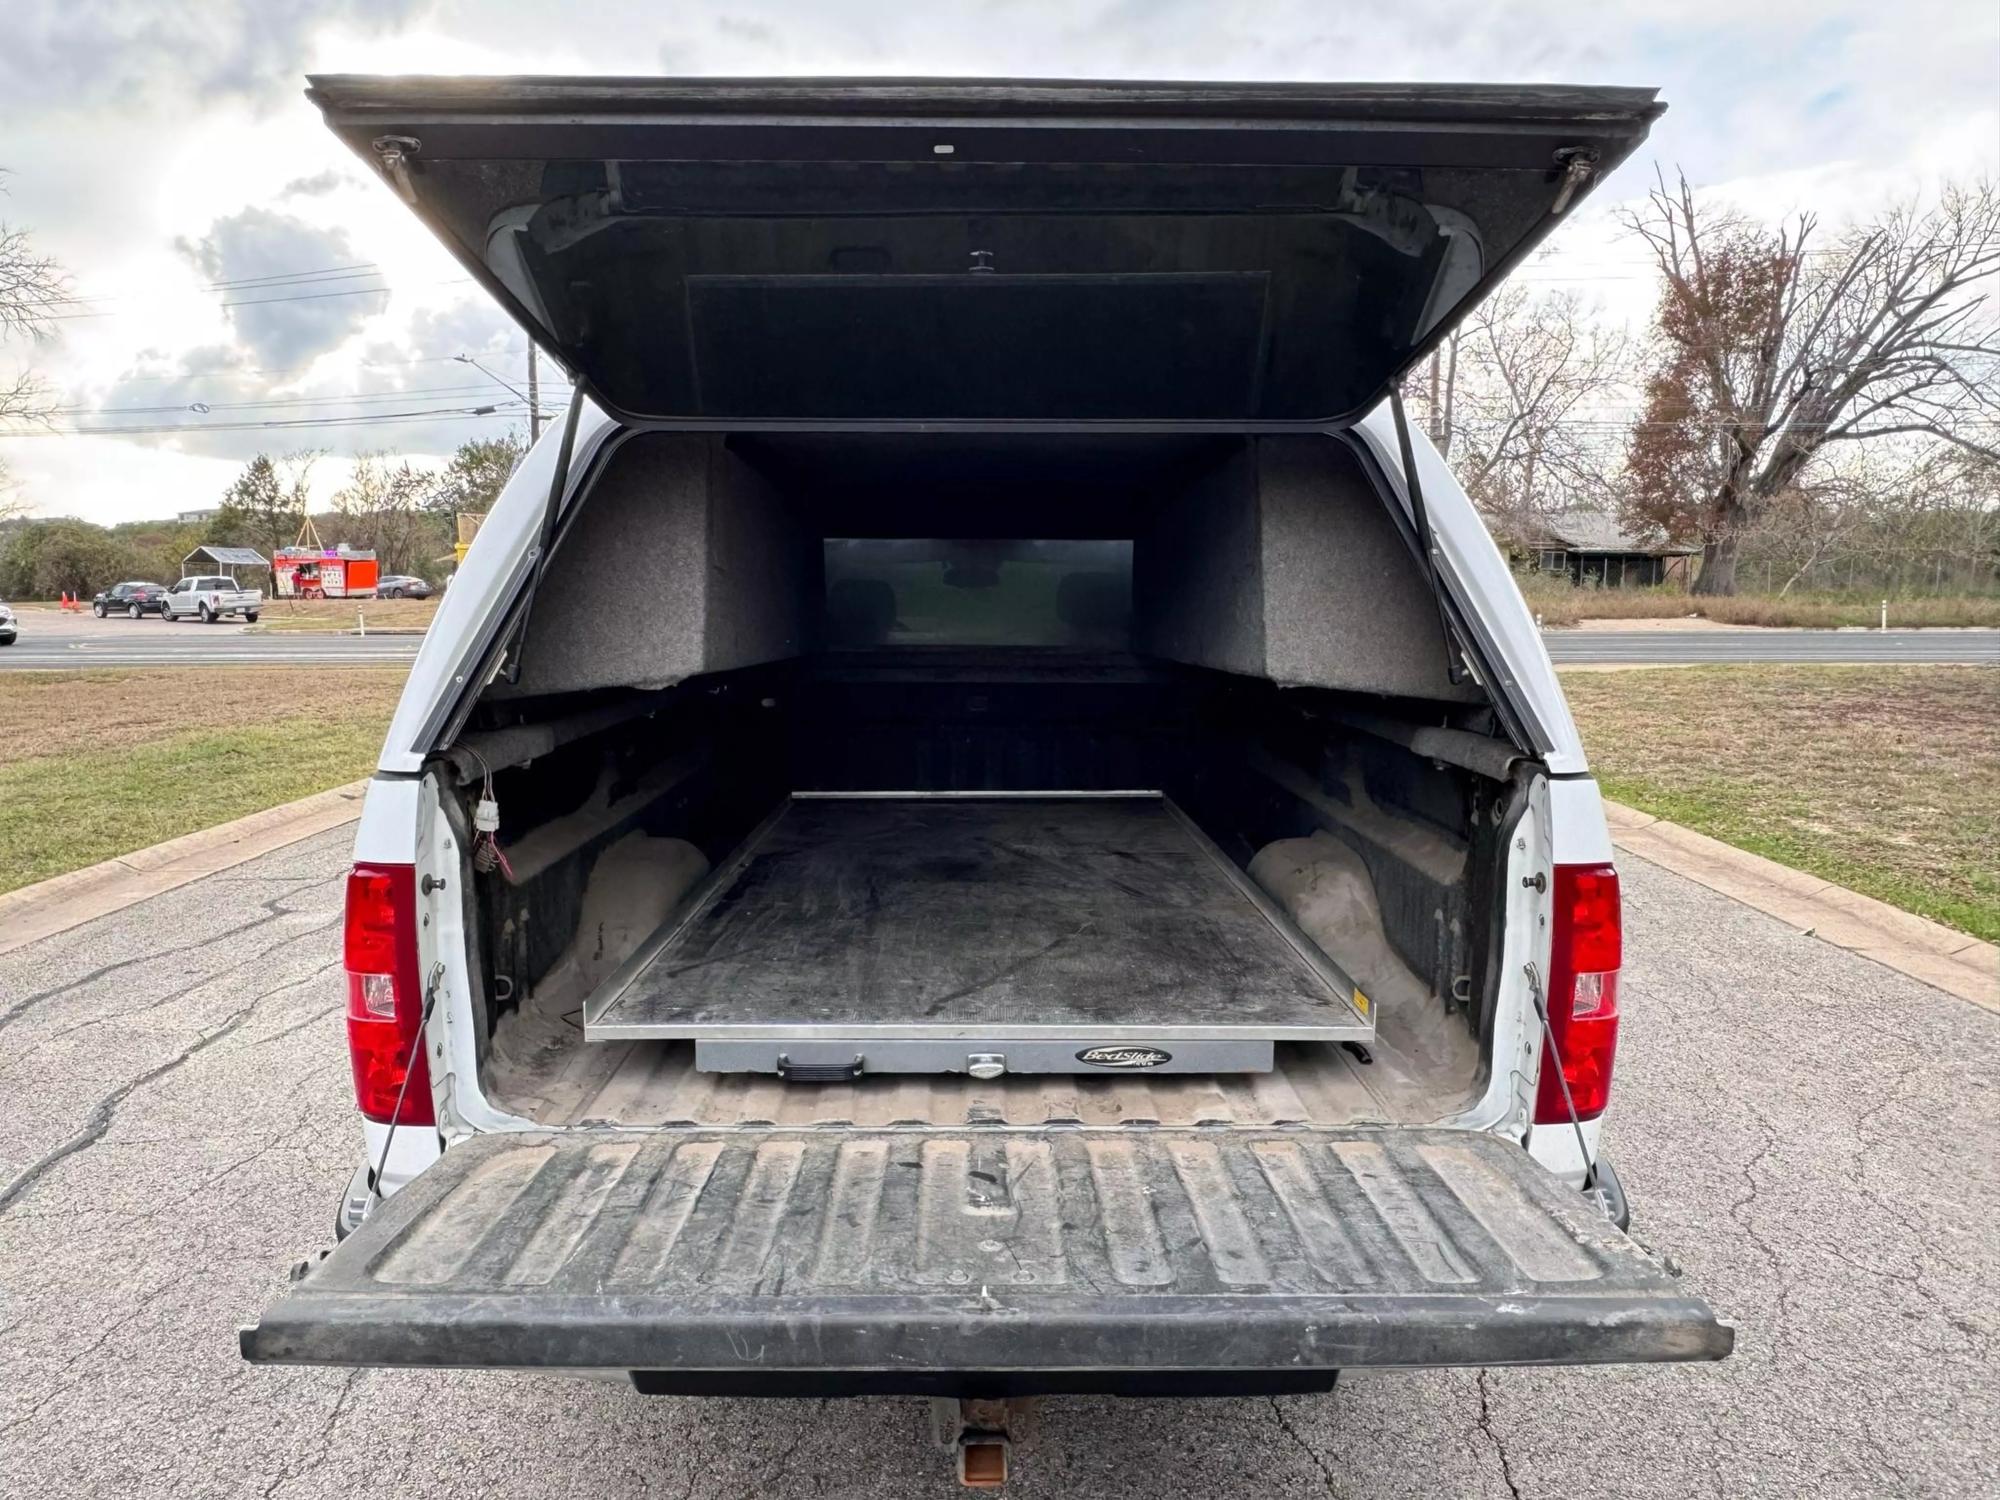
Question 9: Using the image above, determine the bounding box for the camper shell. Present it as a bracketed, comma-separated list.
[241, 76, 1728, 1439]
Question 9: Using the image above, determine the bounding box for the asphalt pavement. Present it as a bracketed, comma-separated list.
[6, 610, 1997, 669]
[0, 830, 1993, 1498]
[0, 611, 421, 668]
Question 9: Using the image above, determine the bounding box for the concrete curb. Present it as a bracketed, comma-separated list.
[240, 627, 428, 638]
[1605, 800, 1998, 1014]
[0, 780, 368, 956]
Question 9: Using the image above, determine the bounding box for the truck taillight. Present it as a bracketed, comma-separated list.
[343, 863, 433, 1125]
[1534, 862, 1621, 1124]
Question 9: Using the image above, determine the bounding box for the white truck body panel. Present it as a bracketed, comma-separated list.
[374, 401, 620, 776]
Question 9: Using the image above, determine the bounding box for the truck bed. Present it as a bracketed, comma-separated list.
[582, 795, 1374, 1073]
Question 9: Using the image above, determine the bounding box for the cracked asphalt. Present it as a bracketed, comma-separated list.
[1, 829, 1994, 1498]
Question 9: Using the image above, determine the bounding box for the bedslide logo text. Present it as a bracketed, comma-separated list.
[1076, 1046, 1172, 1069]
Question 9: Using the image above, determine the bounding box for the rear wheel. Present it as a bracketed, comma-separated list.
[244, 612, 259, 623]
[198, 603, 214, 624]
[128, 603, 142, 620]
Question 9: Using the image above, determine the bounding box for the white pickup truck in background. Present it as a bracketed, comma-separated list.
[163, 574, 262, 623]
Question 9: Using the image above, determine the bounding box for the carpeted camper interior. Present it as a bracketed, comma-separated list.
[497, 430, 1480, 703]
[454, 429, 1519, 1113]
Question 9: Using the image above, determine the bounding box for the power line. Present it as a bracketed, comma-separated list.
[37, 277, 477, 323]
[99, 349, 529, 385]
[203, 262, 383, 291]
[42, 263, 395, 310]
[55, 381, 517, 416]
[7, 401, 535, 438]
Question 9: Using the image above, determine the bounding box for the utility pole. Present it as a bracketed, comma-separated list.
[527, 347, 542, 442]
[1424, 335, 1459, 458]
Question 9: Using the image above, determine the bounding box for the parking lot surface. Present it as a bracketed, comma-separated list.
[0, 829, 1993, 1498]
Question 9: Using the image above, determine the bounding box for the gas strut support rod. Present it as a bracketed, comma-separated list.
[1387, 382, 1465, 685]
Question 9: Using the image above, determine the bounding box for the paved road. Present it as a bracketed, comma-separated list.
[1, 833, 1993, 1498]
[6, 611, 1996, 669]
[0, 611, 421, 669]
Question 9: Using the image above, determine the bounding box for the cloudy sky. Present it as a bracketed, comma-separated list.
[2, 0, 1996, 525]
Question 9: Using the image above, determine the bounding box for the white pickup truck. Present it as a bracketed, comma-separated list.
[162, 574, 262, 623]
[241, 74, 1729, 1485]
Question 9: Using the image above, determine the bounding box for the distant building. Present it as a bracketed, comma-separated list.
[178, 506, 220, 524]
[1497, 510, 1701, 588]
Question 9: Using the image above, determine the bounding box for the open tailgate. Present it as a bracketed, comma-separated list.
[243, 1127, 1729, 1382]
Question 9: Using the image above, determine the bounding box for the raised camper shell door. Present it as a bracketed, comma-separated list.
[241, 1126, 1730, 1379]
[306, 77, 1662, 428]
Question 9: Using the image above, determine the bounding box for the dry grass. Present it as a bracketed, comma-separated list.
[0, 668, 406, 893]
[250, 597, 441, 632]
[1564, 664, 2000, 940]
[1519, 575, 2000, 629]
[0, 667, 405, 752]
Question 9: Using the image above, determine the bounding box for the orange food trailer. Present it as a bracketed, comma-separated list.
[274, 547, 379, 599]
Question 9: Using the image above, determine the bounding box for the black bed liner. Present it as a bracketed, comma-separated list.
[580, 795, 1373, 1072]
[241, 1126, 1731, 1385]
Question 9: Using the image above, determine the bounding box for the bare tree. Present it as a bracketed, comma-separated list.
[1, 171, 70, 518]
[1410, 284, 1630, 537]
[1623, 172, 2000, 594]
[331, 451, 447, 578]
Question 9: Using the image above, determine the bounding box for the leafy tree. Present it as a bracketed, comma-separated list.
[0, 519, 144, 598]
[427, 432, 527, 516]
[219, 450, 319, 564]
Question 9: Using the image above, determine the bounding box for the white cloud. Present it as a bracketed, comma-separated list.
[0, 0, 432, 111]
[176, 208, 372, 365]
[1, 0, 1994, 523]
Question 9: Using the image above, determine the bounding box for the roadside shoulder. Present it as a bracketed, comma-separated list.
[1605, 800, 1998, 1013]
[0, 780, 367, 955]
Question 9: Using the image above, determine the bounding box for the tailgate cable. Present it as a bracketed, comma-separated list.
[366, 962, 446, 1212]
[1524, 960, 1614, 1219]
[1388, 382, 1466, 686]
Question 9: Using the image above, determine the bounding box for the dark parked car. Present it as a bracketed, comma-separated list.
[93, 581, 170, 618]
[0, 599, 16, 646]
[375, 574, 433, 599]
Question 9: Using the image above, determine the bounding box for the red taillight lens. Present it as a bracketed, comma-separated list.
[1534, 862, 1622, 1124]
[343, 863, 432, 1125]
